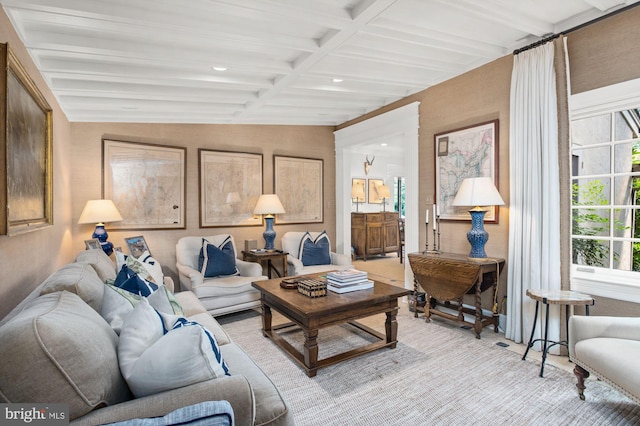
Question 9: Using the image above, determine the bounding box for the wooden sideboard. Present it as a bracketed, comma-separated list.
[408, 251, 505, 339]
[351, 212, 399, 260]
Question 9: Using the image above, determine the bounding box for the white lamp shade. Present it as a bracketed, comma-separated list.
[253, 194, 285, 215]
[78, 199, 123, 224]
[452, 177, 505, 207]
[378, 184, 391, 198]
[351, 185, 365, 201]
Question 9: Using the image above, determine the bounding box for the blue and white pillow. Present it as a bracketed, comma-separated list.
[113, 264, 158, 296]
[118, 299, 230, 398]
[198, 237, 239, 278]
[101, 284, 184, 335]
[299, 231, 331, 266]
[137, 251, 164, 286]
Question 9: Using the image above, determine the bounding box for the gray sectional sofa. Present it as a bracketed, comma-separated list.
[0, 249, 293, 425]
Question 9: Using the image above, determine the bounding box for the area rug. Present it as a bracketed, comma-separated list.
[218, 310, 640, 426]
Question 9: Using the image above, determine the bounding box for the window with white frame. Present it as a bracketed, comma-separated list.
[571, 78, 640, 302]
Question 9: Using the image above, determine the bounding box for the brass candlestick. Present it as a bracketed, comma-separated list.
[427, 215, 442, 254]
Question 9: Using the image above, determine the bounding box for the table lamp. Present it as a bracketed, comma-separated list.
[78, 199, 123, 256]
[253, 194, 285, 251]
[351, 183, 365, 212]
[378, 184, 391, 212]
[452, 177, 504, 258]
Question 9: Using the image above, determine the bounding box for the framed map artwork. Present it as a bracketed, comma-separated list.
[199, 149, 263, 227]
[434, 119, 499, 223]
[274, 155, 323, 224]
[103, 139, 186, 230]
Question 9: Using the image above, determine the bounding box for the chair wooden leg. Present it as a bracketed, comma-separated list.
[573, 365, 590, 401]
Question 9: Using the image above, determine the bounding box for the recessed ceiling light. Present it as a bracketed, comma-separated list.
[213, 66, 228, 71]
[332, 78, 343, 83]
[381, 143, 388, 146]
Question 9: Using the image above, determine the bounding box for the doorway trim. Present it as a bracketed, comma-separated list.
[334, 102, 420, 289]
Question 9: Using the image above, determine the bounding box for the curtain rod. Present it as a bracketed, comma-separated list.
[513, 2, 640, 55]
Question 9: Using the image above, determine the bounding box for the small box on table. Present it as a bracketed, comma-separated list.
[297, 278, 327, 298]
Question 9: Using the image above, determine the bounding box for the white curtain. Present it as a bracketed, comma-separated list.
[506, 42, 562, 352]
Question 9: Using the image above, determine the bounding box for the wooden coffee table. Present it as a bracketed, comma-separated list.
[252, 275, 410, 377]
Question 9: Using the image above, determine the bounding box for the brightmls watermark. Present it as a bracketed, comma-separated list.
[1, 404, 68, 425]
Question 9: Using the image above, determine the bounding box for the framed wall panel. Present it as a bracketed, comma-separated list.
[1, 43, 53, 235]
[103, 139, 186, 229]
[274, 155, 323, 224]
[199, 149, 263, 227]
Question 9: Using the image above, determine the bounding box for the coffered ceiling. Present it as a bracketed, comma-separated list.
[2, 0, 638, 125]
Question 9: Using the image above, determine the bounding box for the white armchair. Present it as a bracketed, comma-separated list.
[281, 231, 352, 276]
[176, 235, 267, 316]
[569, 315, 640, 403]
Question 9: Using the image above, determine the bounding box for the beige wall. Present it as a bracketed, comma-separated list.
[0, 9, 74, 319]
[69, 123, 336, 284]
[568, 6, 640, 95]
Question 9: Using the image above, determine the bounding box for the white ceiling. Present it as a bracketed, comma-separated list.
[2, 0, 638, 126]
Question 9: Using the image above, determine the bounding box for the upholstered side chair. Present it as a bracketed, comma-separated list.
[176, 235, 267, 316]
[281, 231, 352, 276]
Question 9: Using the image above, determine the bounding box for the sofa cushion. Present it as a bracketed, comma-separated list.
[0, 291, 130, 420]
[118, 299, 229, 398]
[39, 262, 105, 312]
[148, 285, 185, 317]
[221, 342, 291, 426]
[101, 284, 184, 334]
[137, 251, 164, 285]
[187, 312, 232, 346]
[199, 237, 239, 278]
[76, 249, 117, 282]
[173, 290, 208, 316]
[299, 231, 331, 266]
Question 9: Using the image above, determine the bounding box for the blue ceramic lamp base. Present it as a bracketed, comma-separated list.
[262, 216, 277, 251]
[92, 224, 114, 256]
[467, 209, 489, 258]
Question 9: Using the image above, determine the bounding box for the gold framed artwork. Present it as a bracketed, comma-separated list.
[274, 155, 323, 224]
[199, 149, 263, 227]
[434, 119, 499, 223]
[103, 139, 186, 230]
[0, 43, 53, 235]
[367, 179, 384, 204]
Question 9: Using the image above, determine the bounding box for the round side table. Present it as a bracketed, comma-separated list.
[522, 289, 595, 377]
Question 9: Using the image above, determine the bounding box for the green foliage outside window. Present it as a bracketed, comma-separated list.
[572, 180, 610, 267]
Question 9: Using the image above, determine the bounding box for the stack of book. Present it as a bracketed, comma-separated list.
[326, 269, 373, 293]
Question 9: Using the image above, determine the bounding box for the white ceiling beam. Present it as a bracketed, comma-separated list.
[232, 0, 400, 122]
[366, 21, 506, 58]
[36, 53, 287, 82]
[46, 72, 268, 93]
[584, 0, 628, 11]
[211, 0, 353, 28]
[16, 8, 319, 54]
[433, 0, 554, 37]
